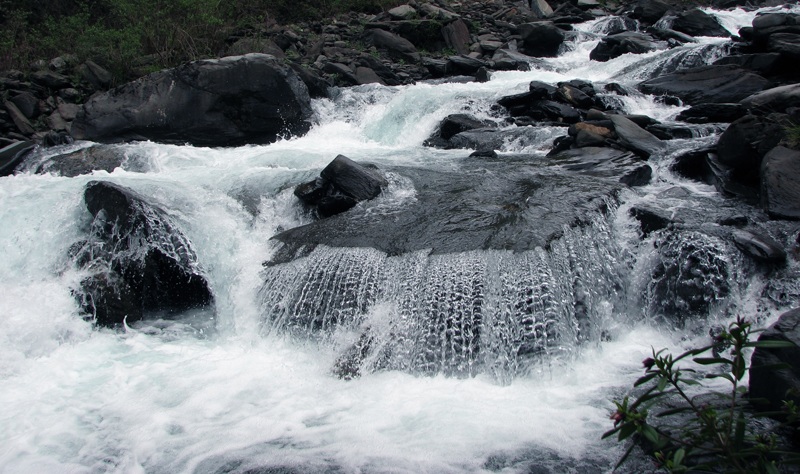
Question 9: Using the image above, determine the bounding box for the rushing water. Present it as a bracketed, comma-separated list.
[2, 6, 799, 473]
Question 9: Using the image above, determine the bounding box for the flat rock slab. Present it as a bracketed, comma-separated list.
[638, 65, 769, 105]
[547, 146, 652, 186]
[269, 160, 623, 264]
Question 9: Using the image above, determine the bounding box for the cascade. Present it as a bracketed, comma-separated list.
[1, 4, 799, 473]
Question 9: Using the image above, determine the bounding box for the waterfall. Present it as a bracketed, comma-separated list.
[1, 5, 799, 473]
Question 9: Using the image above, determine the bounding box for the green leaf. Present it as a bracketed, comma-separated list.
[734, 411, 745, 449]
[745, 340, 798, 349]
[641, 424, 661, 445]
[693, 357, 732, 365]
[673, 448, 685, 466]
[657, 376, 668, 392]
[765, 462, 780, 474]
[705, 373, 735, 383]
[656, 406, 693, 417]
[618, 422, 637, 441]
[601, 426, 621, 440]
[634, 373, 658, 387]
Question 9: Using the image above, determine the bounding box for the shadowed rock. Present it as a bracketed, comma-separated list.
[638, 65, 769, 105]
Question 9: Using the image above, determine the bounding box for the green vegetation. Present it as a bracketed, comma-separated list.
[605, 317, 799, 473]
[786, 124, 800, 150]
[0, 0, 402, 83]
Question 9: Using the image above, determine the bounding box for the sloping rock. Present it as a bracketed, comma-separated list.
[270, 160, 624, 263]
[424, 113, 490, 147]
[365, 28, 421, 63]
[670, 9, 730, 37]
[676, 103, 747, 123]
[590, 32, 660, 62]
[71, 54, 313, 147]
[632, 0, 671, 24]
[34, 145, 149, 177]
[442, 19, 472, 55]
[74, 181, 214, 326]
[713, 53, 781, 76]
[731, 229, 786, 263]
[0, 141, 35, 177]
[740, 84, 800, 113]
[3, 100, 35, 136]
[761, 146, 800, 220]
[750, 308, 800, 413]
[638, 65, 769, 105]
[609, 114, 666, 158]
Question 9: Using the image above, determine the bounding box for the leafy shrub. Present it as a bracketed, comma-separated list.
[605, 317, 799, 473]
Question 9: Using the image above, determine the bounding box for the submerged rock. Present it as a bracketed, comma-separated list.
[72, 54, 313, 147]
[74, 181, 214, 327]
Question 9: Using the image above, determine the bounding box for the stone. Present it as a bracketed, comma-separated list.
[446, 55, 486, 75]
[518, 21, 565, 57]
[44, 111, 68, 132]
[295, 155, 387, 218]
[432, 114, 489, 142]
[71, 54, 313, 147]
[442, 19, 472, 55]
[548, 146, 652, 186]
[670, 9, 730, 38]
[354, 67, 385, 86]
[75, 181, 215, 327]
[289, 63, 332, 99]
[530, 0, 554, 18]
[323, 62, 359, 86]
[10, 92, 39, 119]
[768, 32, 800, 60]
[671, 147, 714, 183]
[35, 145, 149, 177]
[0, 141, 35, 177]
[418, 3, 460, 23]
[714, 53, 781, 76]
[366, 29, 421, 63]
[57, 103, 81, 121]
[590, 32, 660, 62]
[30, 70, 71, 89]
[609, 114, 666, 158]
[676, 103, 747, 123]
[557, 83, 594, 108]
[630, 206, 673, 236]
[632, 0, 671, 24]
[638, 65, 769, 106]
[750, 308, 800, 413]
[717, 114, 787, 187]
[741, 84, 800, 114]
[3, 101, 36, 136]
[761, 146, 800, 220]
[226, 37, 286, 59]
[388, 5, 417, 20]
[731, 229, 786, 263]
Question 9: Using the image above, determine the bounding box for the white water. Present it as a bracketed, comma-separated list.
[1, 6, 797, 473]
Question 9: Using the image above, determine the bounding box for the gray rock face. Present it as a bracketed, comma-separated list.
[270, 160, 624, 264]
[670, 9, 730, 37]
[638, 65, 769, 105]
[761, 146, 800, 220]
[518, 22, 565, 57]
[741, 84, 800, 113]
[717, 114, 788, 187]
[731, 229, 786, 263]
[750, 308, 800, 413]
[608, 114, 666, 158]
[0, 141, 35, 177]
[71, 54, 313, 147]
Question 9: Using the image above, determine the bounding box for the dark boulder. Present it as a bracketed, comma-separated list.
[631, 0, 671, 25]
[72, 54, 313, 147]
[442, 19, 472, 55]
[446, 55, 486, 75]
[547, 146, 652, 186]
[425, 114, 490, 147]
[557, 82, 595, 109]
[289, 63, 332, 99]
[518, 22, 566, 57]
[608, 114, 666, 158]
[295, 155, 387, 218]
[750, 308, 800, 413]
[671, 147, 715, 183]
[676, 103, 747, 123]
[716, 114, 788, 187]
[761, 146, 800, 220]
[75, 181, 214, 327]
[670, 9, 730, 38]
[630, 206, 673, 236]
[30, 70, 71, 89]
[0, 140, 35, 177]
[731, 228, 786, 263]
[365, 28, 421, 63]
[768, 32, 800, 60]
[647, 231, 732, 324]
[740, 84, 800, 114]
[638, 65, 769, 105]
[449, 127, 553, 152]
[590, 32, 660, 62]
[713, 53, 781, 76]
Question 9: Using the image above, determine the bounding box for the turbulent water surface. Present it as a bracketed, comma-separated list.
[1, 6, 799, 473]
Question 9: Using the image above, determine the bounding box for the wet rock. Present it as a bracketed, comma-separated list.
[75, 181, 214, 327]
[646, 123, 696, 140]
[72, 54, 313, 147]
[731, 228, 786, 263]
[740, 84, 800, 114]
[354, 66, 385, 86]
[630, 205, 674, 236]
[442, 19, 472, 55]
[547, 146, 652, 186]
[648, 231, 732, 324]
[749, 308, 800, 413]
[557, 83, 594, 109]
[761, 146, 800, 220]
[608, 114, 666, 158]
[3, 100, 36, 136]
[323, 62, 359, 86]
[768, 32, 800, 60]
[631, 0, 671, 24]
[271, 160, 624, 263]
[295, 155, 387, 218]
[590, 32, 660, 62]
[676, 103, 747, 123]
[0, 140, 36, 177]
[670, 9, 730, 38]
[518, 21, 566, 57]
[425, 114, 490, 147]
[289, 63, 332, 99]
[638, 65, 769, 106]
[671, 147, 715, 183]
[714, 53, 781, 76]
[717, 114, 788, 187]
[449, 127, 548, 151]
[35, 145, 147, 177]
[447, 55, 486, 75]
